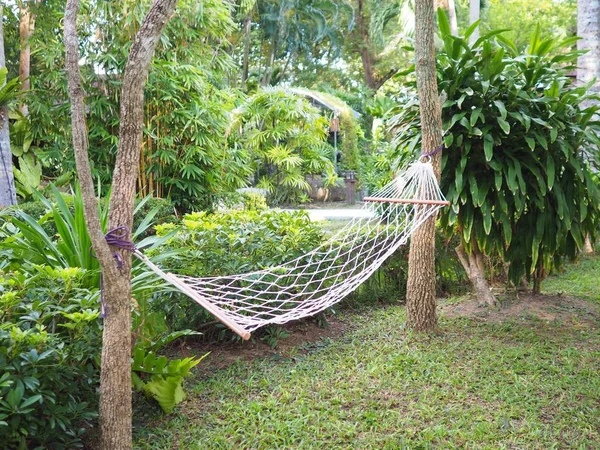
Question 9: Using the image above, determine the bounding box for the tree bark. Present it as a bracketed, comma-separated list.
[578, 1, 599, 256]
[356, 0, 378, 91]
[406, 0, 443, 332]
[0, 5, 17, 207]
[448, 0, 458, 35]
[577, 0, 600, 96]
[583, 234, 594, 254]
[64, 0, 177, 448]
[19, 0, 41, 116]
[455, 242, 497, 306]
[469, 0, 480, 44]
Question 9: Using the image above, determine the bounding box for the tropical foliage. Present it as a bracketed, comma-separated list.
[230, 88, 337, 204]
[390, 13, 600, 291]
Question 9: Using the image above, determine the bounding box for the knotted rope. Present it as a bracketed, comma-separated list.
[96, 226, 137, 317]
[422, 144, 444, 158]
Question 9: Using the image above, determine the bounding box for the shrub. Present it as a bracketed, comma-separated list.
[0, 268, 100, 449]
[389, 15, 600, 292]
[229, 88, 336, 205]
[155, 209, 323, 277]
[152, 209, 324, 336]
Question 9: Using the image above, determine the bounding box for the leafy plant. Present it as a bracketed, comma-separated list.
[389, 13, 600, 292]
[0, 268, 100, 449]
[0, 67, 20, 106]
[260, 326, 290, 349]
[0, 185, 175, 293]
[153, 209, 323, 337]
[229, 87, 336, 205]
[132, 347, 207, 414]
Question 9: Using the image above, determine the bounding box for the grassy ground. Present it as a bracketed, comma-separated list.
[542, 255, 600, 302]
[134, 257, 600, 449]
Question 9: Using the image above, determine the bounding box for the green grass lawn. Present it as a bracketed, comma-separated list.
[542, 255, 600, 302]
[134, 258, 600, 449]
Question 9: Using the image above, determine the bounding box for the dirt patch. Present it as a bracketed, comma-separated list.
[439, 293, 600, 326]
[174, 314, 351, 376]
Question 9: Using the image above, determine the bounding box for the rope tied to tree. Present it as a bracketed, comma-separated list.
[95, 226, 137, 318]
[422, 144, 444, 158]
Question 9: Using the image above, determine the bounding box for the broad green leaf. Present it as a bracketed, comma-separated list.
[525, 136, 535, 150]
[493, 100, 507, 120]
[483, 134, 494, 161]
[546, 156, 555, 191]
[497, 117, 510, 134]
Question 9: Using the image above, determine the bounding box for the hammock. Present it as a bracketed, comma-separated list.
[134, 159, 448, 340]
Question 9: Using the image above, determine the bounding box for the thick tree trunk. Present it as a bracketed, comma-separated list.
[577, 0, 600, 95]
[65, 0, 177, 448]
[469, 0, 480, 44]
[406, 0, 443, 332]
[455, 242, 497, 306]
[448, 0, 458, 35]
[0, 5, 17, 207]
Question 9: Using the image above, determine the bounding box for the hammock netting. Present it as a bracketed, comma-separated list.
[136, 160, 448, 339]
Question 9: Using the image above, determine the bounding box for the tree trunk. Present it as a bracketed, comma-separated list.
[448, 0, 458, 35]
[469, 0, 480, 44]
[406, 0, 443, 332]
[583, 234, 594, 254]
[18, 0, 40, 116]
[241, 14, 251, 90]
[455, 242, 497, 306]
[64, 0, 177, 448]
[577, 1, 599, 254]
[577, 0, 600, 96]
[0, 5, 17, 208]
[356, 0, 377, 91]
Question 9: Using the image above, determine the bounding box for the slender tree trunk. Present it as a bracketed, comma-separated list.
[577, 0, 599, 255]
[455, 242, 497, 306]
[356, 0, 377, 91]
[64, 0, 177, 448]
[469, 0, 480, 44]
[406, 0, 443, 332]
[0, 5, 17, 207]
[18, 0, 40, 116]
[241, 14, 251, 90]
[448, 0, 458, 35]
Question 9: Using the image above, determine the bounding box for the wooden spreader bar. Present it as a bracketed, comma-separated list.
[363, 197, 450, 206]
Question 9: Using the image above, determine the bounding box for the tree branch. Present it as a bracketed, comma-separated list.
[374, 67, 398, 91]
[107, 0, 177, 233]
[64, 0, 115, 274]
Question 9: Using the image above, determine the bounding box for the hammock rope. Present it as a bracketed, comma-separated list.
[129, 159, 448, 340]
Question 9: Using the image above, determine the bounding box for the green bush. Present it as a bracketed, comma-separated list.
[390, 15, 600, 291]
[0, 267, 100, 449]
[132, 196, 178, 234]
[229, 88, 336, 205]
[153, 209, 324, 336]
[155, 209, 323, 277]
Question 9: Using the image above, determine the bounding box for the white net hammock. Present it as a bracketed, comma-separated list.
[135, 160, 448, 340]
